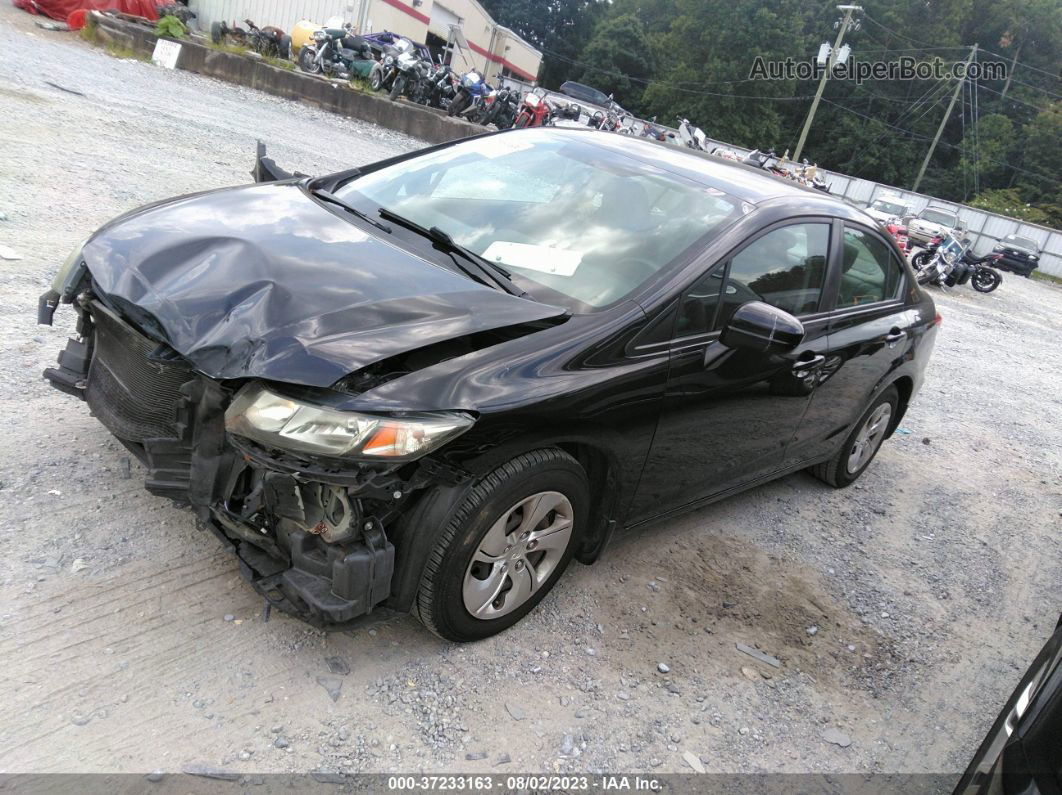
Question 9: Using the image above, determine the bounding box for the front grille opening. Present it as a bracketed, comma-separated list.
[85, 303, 193, 443]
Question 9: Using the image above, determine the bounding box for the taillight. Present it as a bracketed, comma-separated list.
[932, 311, 943, 327]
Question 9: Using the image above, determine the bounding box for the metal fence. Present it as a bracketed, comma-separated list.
[696, 135, 1061, 277]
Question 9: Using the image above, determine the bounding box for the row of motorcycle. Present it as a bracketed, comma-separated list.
[910, 233, 1004, 293]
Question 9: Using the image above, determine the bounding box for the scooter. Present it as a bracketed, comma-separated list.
[677, 117, 707, 150]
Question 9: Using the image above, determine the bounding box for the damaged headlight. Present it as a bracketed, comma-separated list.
[51, 240, 88, 299]
[225, 383, 474, 460]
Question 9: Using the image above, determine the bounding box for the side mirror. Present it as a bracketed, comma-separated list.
[720, 301, 804, 355]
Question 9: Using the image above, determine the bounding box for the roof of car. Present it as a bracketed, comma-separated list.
[524, 127, 857, 211]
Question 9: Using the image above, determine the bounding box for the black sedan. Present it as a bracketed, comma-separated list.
[955, 614, 1062, 793]
[39, 128, 938, 641]
[992, 234, 1042, 277]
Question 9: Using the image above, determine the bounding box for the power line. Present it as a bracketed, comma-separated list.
[534, 43, 818, 100]
[819, 96, 1060, 188]
[975, 80, 1051, 112]
[861, 12, 1062, 84]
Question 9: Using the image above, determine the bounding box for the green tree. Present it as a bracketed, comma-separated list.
[969, 188, 1053, 224]
[478, 0, 606, 85]
[958, 113, 1017, 194]
[573, 14, 655, 109]
[1015, 103, 1062, 207]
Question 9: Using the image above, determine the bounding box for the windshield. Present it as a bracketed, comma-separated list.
[920, 209, 957, 226]
[871, 199, 906, 216]
[334, 130, 744, 310]
[939, 234, 964, 264]
[1004, 235, 1037, 250]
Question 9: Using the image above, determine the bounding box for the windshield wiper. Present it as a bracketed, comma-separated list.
[310, 188, 393, 234]
[377, 208, 526, 297]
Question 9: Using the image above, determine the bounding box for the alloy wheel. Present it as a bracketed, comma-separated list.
[846, 403, 892, 474]
[462, 491, 574, 620]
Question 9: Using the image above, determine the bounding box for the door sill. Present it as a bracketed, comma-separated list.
[623, 457, 828, 532]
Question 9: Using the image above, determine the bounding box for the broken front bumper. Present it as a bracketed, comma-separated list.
[43, 296, 402, 625]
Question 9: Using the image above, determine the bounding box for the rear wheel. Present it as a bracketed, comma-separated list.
[809, 386, 898, 488]
[972, 268, 1001, 293]
[415, 449, 588, 642]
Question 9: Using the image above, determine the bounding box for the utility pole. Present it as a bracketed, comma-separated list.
[913, 44, 977, 192]
[793, 4, 861, 162]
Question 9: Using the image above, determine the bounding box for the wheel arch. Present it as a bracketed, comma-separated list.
[385, 436, 622, 613]
[885, 374, 914, 438]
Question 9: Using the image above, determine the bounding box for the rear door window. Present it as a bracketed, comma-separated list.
[837, 227, 904, 307]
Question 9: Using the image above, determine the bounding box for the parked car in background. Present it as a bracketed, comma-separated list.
[865, 194, 913, 226]
[907, 206, 967, 246]
[954, 613, 1062, 794]
[992, 234, 1041, 277]
[40, 128, 938, 641]
[558, 81, 615, 109]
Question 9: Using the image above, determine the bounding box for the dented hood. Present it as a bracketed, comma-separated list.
[82, 182, 565, 387]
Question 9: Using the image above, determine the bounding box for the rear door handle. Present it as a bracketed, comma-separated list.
[885, 329, 907, 346]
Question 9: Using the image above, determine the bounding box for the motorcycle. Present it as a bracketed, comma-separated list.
[390, 48, 433, 102]
[477, 85, 519, 128]
[210, 19, 249, 47]
[589, 109, 622, 132]
[425, 63, 457, 109]
[913, 234, 1003, 292]
[883, 218, 910, 254]
[298, 23, 374, 80]
[512, 88, 553, 128]
[244, 19, 286, 59]
[447, 69, 489, 117]
[677, 117, 707, 150]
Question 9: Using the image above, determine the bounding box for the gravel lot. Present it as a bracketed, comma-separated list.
[1, 6, 1061, 781]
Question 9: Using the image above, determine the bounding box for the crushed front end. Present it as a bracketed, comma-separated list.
[40, 288, 462, 626]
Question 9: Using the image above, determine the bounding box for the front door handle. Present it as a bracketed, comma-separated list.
[885, 328, 908, 347]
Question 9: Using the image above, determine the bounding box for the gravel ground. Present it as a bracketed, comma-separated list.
[1, 7, 1061, 780]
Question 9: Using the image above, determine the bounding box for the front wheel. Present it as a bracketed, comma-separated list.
[972, 268, 1001, 293]
[910, 250, 932, 270]
[297, 46, 320, 74]
[390, 75, 405, 101]
[447, 92, 467, 117]
[808, 386, 898, 488]
[415, 449, 588, 642]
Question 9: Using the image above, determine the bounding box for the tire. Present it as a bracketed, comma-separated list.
[809, 386, 899, 488]
[298, 46, 320, 74]
[447, 93, 466, 117]
[369, 69, 384, 92]
[972, 268, 1001, 293]
[415, 449, 588, 642]
[210, 21, 223, 44]
[278, 34, 292, 60]
[911, 250, 932, 270]
[390, 76, 405, 101]
[514, 112, 531, 128]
